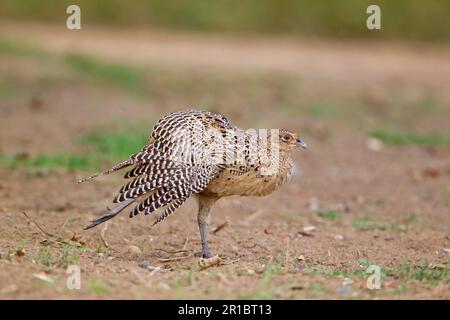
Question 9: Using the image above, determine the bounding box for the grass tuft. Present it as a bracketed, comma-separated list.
[353, 214, 387, 231]
[78, 129, 150, 160]
[0, 128, 150, 172]
[317, 210, 339, 220]
[0, 153, 100, 171]
[65, 53, 145, 93]
[370, 128, 450, 148]
[389, 264, 450, 285]
[0, 37, 47, 58]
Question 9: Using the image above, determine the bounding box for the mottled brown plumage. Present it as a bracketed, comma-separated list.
[80, 109, 306, 258]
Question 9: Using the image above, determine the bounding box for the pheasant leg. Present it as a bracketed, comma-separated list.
[198, 216, 213, 258]
[196, 194, 218, 258]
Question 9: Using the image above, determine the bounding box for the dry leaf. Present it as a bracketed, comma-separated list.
[422, 168, 440, 178]
[296, 255, 305, 263]
[15, 249, 26, 257]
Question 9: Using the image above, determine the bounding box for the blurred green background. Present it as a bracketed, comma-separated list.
[1, 0, 449, 41]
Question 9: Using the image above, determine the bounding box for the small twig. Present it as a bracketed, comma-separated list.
[154, 248, 189, 254]
[156, 253, 192, 262]
[213, 221, 229, 234]
[57, 213, 75, 237]
[22, 212, 55, 238]
[100, 222, 109, 248]
[182, 238, 189, 251]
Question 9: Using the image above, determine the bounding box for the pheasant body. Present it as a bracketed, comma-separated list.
[81, 109, 306, 257]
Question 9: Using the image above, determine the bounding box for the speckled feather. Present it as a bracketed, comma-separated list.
[83, 109, 296, 227]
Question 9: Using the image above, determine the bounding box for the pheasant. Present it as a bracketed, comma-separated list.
[80, 109, 307, 258]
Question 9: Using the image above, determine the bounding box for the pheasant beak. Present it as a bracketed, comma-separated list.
[296, 138, 307, 149]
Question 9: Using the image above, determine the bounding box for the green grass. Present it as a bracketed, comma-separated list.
[35, 247, 54, 267]
[0, 37, 47, 58]
[353, 213, 417, 232]
[1, 0, 450, 41]
[35, 243, 82, 268]
[87, 279, 110, 294]
[0, 153, 100, 171]
[306, 102, 337, 118]
[305, 266, 366, 278]
[317, 210, 340, 220]
[0, 128, 150, 172]
[370, 128, 450, 148]
[388, 264, 450, 285]
[353, 214, 388, 231]
[65, 54, 145, 93]
[78, 129, 150, 160]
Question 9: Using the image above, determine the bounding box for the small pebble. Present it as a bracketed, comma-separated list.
[126, 245, 142, 256]
[302, 225, 316, 233]
[138, 260, 150, 269]
[307, 197, 319, 212]
[366, 137, 384, 151]
[342, 278, 353, 286]
[337, 286, 353, 297]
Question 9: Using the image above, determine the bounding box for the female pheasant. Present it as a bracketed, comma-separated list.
[80, 109, 307, 258]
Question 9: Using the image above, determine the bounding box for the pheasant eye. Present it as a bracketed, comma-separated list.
[282, 134, 291, 142]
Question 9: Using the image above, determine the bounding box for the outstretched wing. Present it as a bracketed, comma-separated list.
[114, 109, 231, 224]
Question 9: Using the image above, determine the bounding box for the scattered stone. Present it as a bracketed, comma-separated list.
[303, 225, 316, 232]
[138, 260, 151, 269]
[366, 137, 384, 151]
[307, 197, 319, 212]
[342, 277, 353, 286]
[264, 228, 273, 235]
[443, 248, 450, 254]
[126, 245, 142, 256]
[302, 225, 316, 233]
[334, 234, 344, 241]
[337, 286, 353, 297]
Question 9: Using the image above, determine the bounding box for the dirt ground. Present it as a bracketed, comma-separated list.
[0, 23, 449, 299]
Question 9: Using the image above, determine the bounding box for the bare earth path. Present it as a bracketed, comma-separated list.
[2, 22, 450, 94]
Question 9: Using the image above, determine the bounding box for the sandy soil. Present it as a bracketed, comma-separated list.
[0, 23, 449, 299]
